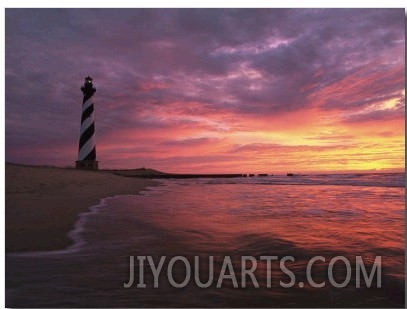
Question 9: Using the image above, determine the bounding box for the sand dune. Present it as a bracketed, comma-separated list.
[5, 163, 157, 252]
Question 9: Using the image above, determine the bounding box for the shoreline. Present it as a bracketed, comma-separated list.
[5, 163, 158, 253]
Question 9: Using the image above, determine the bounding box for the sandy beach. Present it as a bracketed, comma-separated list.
[5, 163, 157, 253]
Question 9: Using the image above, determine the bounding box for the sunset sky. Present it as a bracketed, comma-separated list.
[5, 8, 405, 173]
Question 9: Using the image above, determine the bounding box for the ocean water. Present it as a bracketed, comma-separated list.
[6, 173, 405, 307]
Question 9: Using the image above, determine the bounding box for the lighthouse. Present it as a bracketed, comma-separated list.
[76, 76, 98, 170]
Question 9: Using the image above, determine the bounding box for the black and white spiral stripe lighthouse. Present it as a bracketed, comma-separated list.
[76, 76, 98, 170]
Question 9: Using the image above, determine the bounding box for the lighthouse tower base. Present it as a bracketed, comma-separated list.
[76, 160, 99, 170]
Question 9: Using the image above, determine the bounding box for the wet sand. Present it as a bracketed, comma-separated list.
[5, 168, 404, 307]
[5, 163, 157, 252]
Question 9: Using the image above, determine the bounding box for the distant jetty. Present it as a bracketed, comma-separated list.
[109, 168, 277, 179]
[106, 168, 282, 179]
[111, 169, 245, 179]
[137, 173, 246, 179]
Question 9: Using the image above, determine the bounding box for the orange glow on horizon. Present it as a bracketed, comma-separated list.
[5, 9, 404, 174]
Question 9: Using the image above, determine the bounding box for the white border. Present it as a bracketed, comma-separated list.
[1, 2, 405, 308]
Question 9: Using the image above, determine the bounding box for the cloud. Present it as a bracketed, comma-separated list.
[161, 137, 220, 147]
[342, 102, 405, 123]
[5, 8, 405, 172]
[231, 142, 356, 154]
